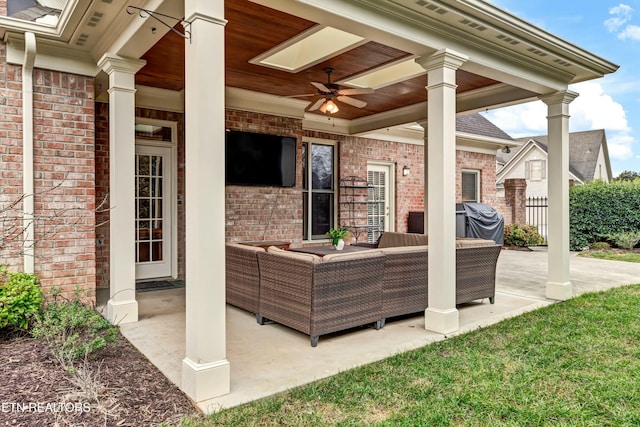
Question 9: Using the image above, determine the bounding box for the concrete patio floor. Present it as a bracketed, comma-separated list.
[115, 249, 640, 413]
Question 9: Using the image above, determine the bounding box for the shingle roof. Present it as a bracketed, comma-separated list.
[499, 129, 609, 182]
[456, 114, 514, 141]
[7, 0, 61, 21]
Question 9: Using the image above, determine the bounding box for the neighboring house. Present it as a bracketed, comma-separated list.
[496, 129, 613, 198]
[0, 0, 617, 406]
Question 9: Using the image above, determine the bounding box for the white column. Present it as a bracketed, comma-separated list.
[541, 91, 578, 301]
[98, 53, 146, 325]
[181, 0, 230, 403]
[416, 49, 467, 334]
[416, 120, 428, 233]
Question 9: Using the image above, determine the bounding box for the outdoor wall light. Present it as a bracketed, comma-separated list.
[501, 146, 511, 154]
[402, 165, 410, 176]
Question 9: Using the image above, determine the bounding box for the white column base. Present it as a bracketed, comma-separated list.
[106, 299, 138, 325]
[546, 281, 573, 301]
[182, 357, 230, 402]
[425, 307, 459, 334]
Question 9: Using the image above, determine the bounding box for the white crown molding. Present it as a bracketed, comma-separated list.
[5, 32, 99, 76]
[136, 86, 184, 113]
[226, 87, 308, 119]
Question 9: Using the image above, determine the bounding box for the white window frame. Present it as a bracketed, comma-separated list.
[461, 169, 480, 203]
[302, 138, 338, 241]
[525, 159, 546, 181]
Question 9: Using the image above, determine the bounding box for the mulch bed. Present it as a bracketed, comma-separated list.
[0, 330, 198, 426]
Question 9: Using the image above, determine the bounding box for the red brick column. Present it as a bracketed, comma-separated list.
[504, 178, 527, 224]
[0, 1, 7, 17]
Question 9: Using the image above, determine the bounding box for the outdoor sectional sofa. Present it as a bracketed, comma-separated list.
[224, 233, 501, 346]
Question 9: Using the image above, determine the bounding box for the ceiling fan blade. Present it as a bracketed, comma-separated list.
[337, 95, 367, 108]
[308, 97, 326, 111]
[311, 81, 331, 92]
[283, 94, 317, 98]
[338, 88, 374, 96]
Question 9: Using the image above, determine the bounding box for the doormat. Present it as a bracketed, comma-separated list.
[136, 280, 185, 292]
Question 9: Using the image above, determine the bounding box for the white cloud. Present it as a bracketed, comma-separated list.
[618, 24, 640, 39]
[569, 81, 630, 132]
[482, 81, 634, 161]
[605, 4, 633, 32]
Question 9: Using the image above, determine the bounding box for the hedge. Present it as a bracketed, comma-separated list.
[570, 179, 640, 250]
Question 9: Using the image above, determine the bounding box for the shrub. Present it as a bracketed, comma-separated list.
[0, 266, 43, 330]
[590, 242, 611, 250]
[32, 296, 118, 366]
[570, 180, 640, 250]
[504, 223, 544, 247]
[609, 231, 640, 250]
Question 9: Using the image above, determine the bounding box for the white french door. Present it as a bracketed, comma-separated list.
[135, 144, 174, 280]
[367, 163, 394, 243]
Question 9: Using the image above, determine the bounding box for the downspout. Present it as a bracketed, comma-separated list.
[22, 32, 36, 274]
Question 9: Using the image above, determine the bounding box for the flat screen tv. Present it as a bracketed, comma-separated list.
[225, 130, 296, 187]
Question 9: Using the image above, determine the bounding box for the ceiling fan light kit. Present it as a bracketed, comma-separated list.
[291, 67, 374, 115]
[320, 99, 339, 114]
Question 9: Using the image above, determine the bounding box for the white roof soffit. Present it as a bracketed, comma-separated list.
[254, 0, 617, 94]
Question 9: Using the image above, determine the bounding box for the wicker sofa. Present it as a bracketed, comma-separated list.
[225, 242, 264, 314]
[365, 232, 501, 327]
[256, 247, 385, 347]
[226, 234, 501, 346]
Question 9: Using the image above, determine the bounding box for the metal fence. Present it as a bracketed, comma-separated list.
[526, 196, 548, 244]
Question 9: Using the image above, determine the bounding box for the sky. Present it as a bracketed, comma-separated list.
[481, 0, 640, 177]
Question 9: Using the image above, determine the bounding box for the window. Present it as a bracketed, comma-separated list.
[302, 141, 336, 240]
[461, 170, 480, 203]
[525, 159, 546, 181]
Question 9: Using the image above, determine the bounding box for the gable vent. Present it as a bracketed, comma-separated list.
[496, 34, 520, 45]
[527, 47, 548, 57]
[87, 12, 104, 27]
[415, 0, 448, 15]
[76, 33, 89, 46]
[459, 18, 487, 31]
[554, 58, 572, 67]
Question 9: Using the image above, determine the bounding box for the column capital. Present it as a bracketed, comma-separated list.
[539, 90, 579, 106]
[416, 48, 468, 72]
[98, 53, 146, 76]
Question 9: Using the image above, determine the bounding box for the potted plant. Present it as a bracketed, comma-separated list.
[326, 226, 350, 250]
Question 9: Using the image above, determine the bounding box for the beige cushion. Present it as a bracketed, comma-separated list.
[380, 245, 428, 255]
[226, 242, 265, 252]
[321, 249, 383, 262]
[378, 232, 428, 248]
[455, 238, 496, 248]
[267, 246, 321, 262]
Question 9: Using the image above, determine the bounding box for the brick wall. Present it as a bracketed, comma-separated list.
[225, 110, 304, 245]
[311, 132, 425, 235]
[0, 0, 6, 17]
[0, 41, 96, 299]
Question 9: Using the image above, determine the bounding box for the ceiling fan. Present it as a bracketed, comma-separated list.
[290, 67, 374, 114]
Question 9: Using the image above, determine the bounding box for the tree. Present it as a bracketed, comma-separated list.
[614, 170, 640, 182]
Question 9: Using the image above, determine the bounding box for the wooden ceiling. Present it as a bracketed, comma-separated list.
[136, 0, 498, 121]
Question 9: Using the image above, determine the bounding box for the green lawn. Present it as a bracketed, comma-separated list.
[579, 250, 640, 263]
[181, 284, 640, 426]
